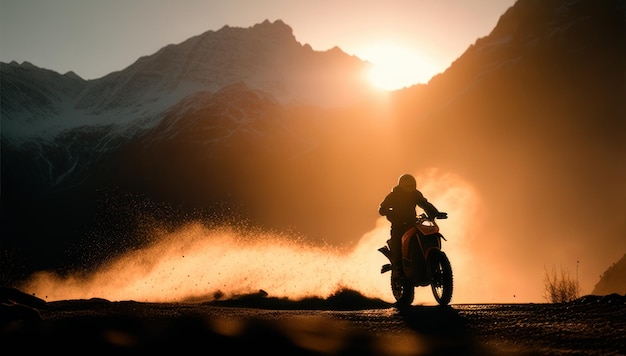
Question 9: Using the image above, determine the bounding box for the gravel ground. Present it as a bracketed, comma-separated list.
[1, 288, 625, 355]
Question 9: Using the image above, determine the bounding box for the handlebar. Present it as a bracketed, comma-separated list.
[417, 212, 448, 220]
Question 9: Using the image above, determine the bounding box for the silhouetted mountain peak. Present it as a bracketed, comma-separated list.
[592, 254, 626, 296]
[67, 18, 371, 118]
[63, 71, 83, 80]
[252, 19, 296, 40]
[427, 0, 625, 122]
[490, 0, 626, 49]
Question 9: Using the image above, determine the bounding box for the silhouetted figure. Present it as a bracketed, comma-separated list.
[378, 174, 440, 277]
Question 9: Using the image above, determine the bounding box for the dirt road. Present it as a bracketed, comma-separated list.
[2, 289, 625, 355]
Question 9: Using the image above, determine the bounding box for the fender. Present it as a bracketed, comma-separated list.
[423, 233, 443, 260]
[423, 246, 439, 261]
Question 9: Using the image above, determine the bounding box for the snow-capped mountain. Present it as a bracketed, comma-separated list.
[1, 62, 86, 139]
[1, 19, 377, 274]
[1, 0, 624, 283]
[75, 19, 373, 112]
[2, 20, 373, 143]
[1, 19, 375, 189]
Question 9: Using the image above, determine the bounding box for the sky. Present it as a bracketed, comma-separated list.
[0, 0, 517, 89]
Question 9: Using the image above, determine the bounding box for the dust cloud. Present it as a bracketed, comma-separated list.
[19, 169, 595, 305]
[19, 170, 494, 305]
[20, 222, 391, 303]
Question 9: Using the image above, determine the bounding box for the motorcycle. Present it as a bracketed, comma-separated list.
[378, 212, 453, 307]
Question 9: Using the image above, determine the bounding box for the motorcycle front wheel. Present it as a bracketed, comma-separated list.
[391, 275, 414, 308]
[429, 249, 453, 306]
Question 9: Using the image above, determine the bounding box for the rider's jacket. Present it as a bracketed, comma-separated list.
[379, 185, 439, 227]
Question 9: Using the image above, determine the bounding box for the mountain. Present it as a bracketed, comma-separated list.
[402, 0, 625, 296]
[74, 19, 374, 115]
[592, 254, 626, 295]
[1, 19, 374, 165]
[1, 19, 380, 275]
[1, 0, 625, 296]
[1, 19, 377, 192]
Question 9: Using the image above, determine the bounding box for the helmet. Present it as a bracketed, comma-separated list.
[398, 174, 416, 192]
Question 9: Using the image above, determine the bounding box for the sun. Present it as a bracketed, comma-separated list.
[361, 43, 434, 91]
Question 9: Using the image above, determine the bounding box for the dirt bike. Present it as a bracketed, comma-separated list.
[378, 212, 453, 307]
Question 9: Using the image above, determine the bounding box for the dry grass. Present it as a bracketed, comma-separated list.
[543, 265, 579, 303]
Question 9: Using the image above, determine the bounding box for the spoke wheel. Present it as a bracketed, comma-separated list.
[429, 250, 453, 306]
[391, 275, 414, 308]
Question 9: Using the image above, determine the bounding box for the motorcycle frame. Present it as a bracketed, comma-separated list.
[400, 217, 443, 287]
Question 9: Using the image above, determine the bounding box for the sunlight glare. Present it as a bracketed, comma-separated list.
[361, 42, 436, 91]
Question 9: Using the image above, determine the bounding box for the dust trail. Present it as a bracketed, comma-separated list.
[20, 170, 481, 304]
[19, 222, 392, 303]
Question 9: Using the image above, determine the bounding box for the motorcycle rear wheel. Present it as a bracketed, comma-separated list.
[391, 275, 414, 308]
[429, 249, 453, 305]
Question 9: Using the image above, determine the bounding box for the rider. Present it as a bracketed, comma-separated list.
[378, 173, 440, 277]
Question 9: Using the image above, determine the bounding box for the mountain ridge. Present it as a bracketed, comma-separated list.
[2, 19, 374, 141]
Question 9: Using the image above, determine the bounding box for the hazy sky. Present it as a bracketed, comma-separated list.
[1, 0, 516, 87]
